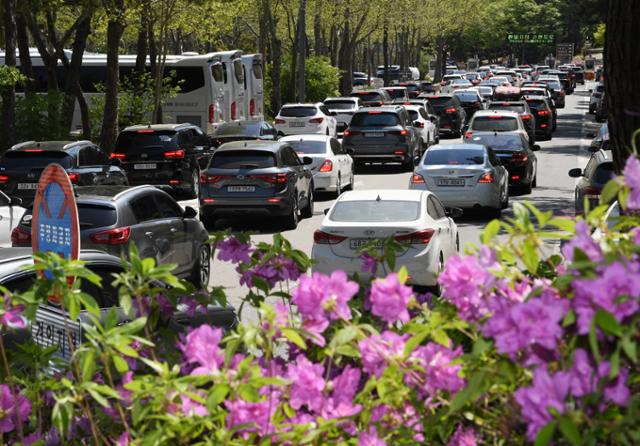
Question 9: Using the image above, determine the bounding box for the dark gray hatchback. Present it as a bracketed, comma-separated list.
[199, 141, 314, 230]
[11, 185, 211, 287]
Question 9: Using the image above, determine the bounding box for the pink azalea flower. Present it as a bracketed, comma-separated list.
[292, 271, 358, 323]
[622, 156, 640, 210]
[178, 325, 224, 375]
[286, 355, 326, 412]
[0, 295, 25, 329]
[360, 252, 378, 274]
[369, 273, 412, 324]
[226, 398, 274, 439]
[409, 342, 465, 395]
[358, 426, 386, 446]
[321, 366, 362, 419]
[447, 425, 477, 446]
[0, 384, 31, 434]
[358, 331, 408, 377]
[217, 236, 253, 264]
[562, 221, 603, 262]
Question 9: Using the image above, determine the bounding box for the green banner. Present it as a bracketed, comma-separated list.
[507, 33, 555, 44]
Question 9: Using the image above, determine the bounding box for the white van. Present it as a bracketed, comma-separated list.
[242, 54, 264, 119]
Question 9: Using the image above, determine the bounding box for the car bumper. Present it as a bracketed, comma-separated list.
[312, 172, 338, 192]
[311, 244, 439, 286]
[200, 196, 294, 218]
[410, 182, 501, 208]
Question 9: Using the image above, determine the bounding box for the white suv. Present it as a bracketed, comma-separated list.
[463, 110, 529, 144]
[323, 97, 360, 135]
[274, 103, 338, 137]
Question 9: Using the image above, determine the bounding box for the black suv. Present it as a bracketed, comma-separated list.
[0, 141, 127, 206]
[569, 149, 614, 214]
[423, 95, 467, 137]
[342, 105, 420, 170]
[199, 141, 314, 230]
[523, 96, 555, 141]
[112, 124, 214, 199]
[349, 89, 392, 107]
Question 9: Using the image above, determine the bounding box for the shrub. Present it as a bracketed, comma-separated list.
[0, 157, 640, 445]
[280, 56, 340, 104]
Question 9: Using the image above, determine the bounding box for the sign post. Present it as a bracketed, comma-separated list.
[556, 43, 575, 65]
[31, 163, 80, 285]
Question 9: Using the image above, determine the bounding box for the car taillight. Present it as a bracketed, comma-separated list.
[410, 173, 425, 184]
[201, 174, 231, 184]
[68, 173, 79, 183]
[521, 114, 531, 120]
[512, 152, 528, 163]
[415, 122, 424, 128]
[394, 129, 408, 136]
[164, 149, 185, 159]
[538, 110, 550, 116]
[445, 107, 456, 114]
[560, 91, 565, 97]
[584, 186, 601, 199]
[110, 153, 126, 160]
[394, 228, 435, 245]
[253, 173, 288, 184]
[11, 226, 31, 246]
[275, 118, 286, 125]
[465, 130, 472, 139]
[231, 102, 237, 120]
[309, 117, 324, 124]
[478, 172, 494, 183]
[249, 99, 255, 116]
[209, 104, 216, 123]
[313, 230, 346, 245]
[90, 227, 131, 245]
[319, 160, 333, 172]
[0, 175, 8, 184]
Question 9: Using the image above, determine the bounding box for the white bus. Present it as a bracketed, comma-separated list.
[0, 48, 263, 135]
[242, 54, 264, 119]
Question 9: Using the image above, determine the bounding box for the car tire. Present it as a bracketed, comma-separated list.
[200, 214, 217, 231]
[501, 187, 509, 209]
[532, 173, 537, 188]
[402, 155, 414, 172]
[301, 187, 314, 219]
[431, 252, 445, 296]
[190, 244, 211, 289]
[326, 128, 330, 136]
[333, 175, 342, 198]
[523, 181, 533, 194]
[284, 195, 299, 229]
[345, 168, 355, 191]
[186, 168, 200, 199]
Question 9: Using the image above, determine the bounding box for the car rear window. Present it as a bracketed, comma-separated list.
[424, 149, 485, 165]
[426, 97, 453, 108]
[407, 110, 420, 121]
[330, 200, 420, 222]
[525, 99, 546, 110]
[285, 140, 326, 154]
[21, 203, 116, 229]
[324, 100, 356, 110]
[350, 112, 400, 127]
[469, 134, 525, 151]
[454, 92, 479, 102]
[384, 89, 406, 99]
[0, 151, 73, 169]
[593, 163, 614, 184]
[350, 92, 383, 102]
[214, 123, 261, 136]
[115, 130, 178, 153]
[279, 107, 317, 117]
[210, 151, 276, 169]
[471, 117, 518, 132]
[488, 104, 526, 113]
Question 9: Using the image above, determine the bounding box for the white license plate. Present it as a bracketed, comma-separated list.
[31, 307, 82, 360]
[227, 186, 255, 192]
[134, 163, 157, 170]
[349, 239, 384, 250]
[437, 179, 465, 187]
[290, 122, 306, 127]
[364, 132, 384, 138]
[17, 183, 38, 190]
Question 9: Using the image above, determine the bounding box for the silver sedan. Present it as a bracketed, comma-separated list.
[409, 143, 509, 217]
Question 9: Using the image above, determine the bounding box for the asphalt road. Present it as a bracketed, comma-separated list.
[182, 82, 598, 322]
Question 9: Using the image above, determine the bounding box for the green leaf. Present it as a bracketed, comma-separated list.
[534, 421, 557, 446]
[397, 266, 409, 284]
[621, 336, 637, 362]
[403, 330, 430, 357]
[329, 326, 358, 349]
[115, 342, 139, 358]
[548, 218, 576, 233]
[609, 347, 620, 379]
[238, 384, 260, 402]
[482, 219, 501, 244]
[522, 237, 540, 274]
[207, 384, 230, 409]
[599, 179, 622, 205]
[112, 355, 129, 374]
[562, 309, 576, 327]
[335, 344, 360, 358]
[594, 309, 622, 337]
[589, 318, 602, 363]
[81, 350, 96, 381]
[432, 329, 450, 347]
[86, 387, 111, 408]
[282, 328, 307, 350]
[559, 417, 581, 444]
[448, 371, 486, 414]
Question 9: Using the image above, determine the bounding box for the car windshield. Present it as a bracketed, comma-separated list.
[454, 92, 479, 102]
[469, 134, 525, 151]
[330, 200, 420, 222]
[115, 130, 178, 152]
[471, 117, 518, 132]
[285, 140, 326, 154]
[488, 104, 526, 113]
[350, 92, 383, 102]
[424, 149, 485, 165]
[350, 112, 399, 127]
[210, 151, 276, 169]
[279, 107, 317, 117]
[324, 100, 356, 110]
[0, 151, 73, 169]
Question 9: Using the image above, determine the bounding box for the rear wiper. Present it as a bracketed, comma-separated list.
[79, 223, 94, 228]
[239, 164, 260, 169]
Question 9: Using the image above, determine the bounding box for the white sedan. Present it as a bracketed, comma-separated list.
[312, 189, 459, 287]
[0, 191, 25, 247]
[274, 103, 337, 137]
[281, 135, 354, 197]
[404, 105, 438, 153]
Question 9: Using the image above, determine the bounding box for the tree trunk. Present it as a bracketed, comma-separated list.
[313, 1, 322, 56]
[262, 0, 281, 114]
[1, 0, 17, 152]
[434, 38, 445, 82]
[604, 0, 640, 172]
[338, 19, 352, 95]
[297, 0, 307, 102]
[15, 14, 34, 94]
[135, 10, 148, 74]
[100, 9, 125, 152]
[330, 25, 338, 66]
[383, 20, 390, 87]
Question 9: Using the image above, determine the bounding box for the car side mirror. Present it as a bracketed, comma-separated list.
[10, 197, 23, 206]
[345, 147, 355, 155]
[413, 120, 423, 128]
[302, 156, 314, 165]
[445, 207, 463, 218]
[183, 206, 198, 219]
[568, 168, 583, 178]
[323, 208, 330, 215]
[532, 144, 541, 151]
[429, 115, 438, 123]
[589, 89, 593, 93]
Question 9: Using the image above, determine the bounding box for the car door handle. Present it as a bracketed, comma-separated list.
[145, 231, 154, 238]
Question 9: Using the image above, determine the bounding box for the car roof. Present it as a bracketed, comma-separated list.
[123, 123, 194, 132]
[214, 140, 286, 152]
[354, 106, 403, 113]
[472, 110, 520, 118]
[10, 141, 93, 152]
[280, 134, 331, 142]
[324, 97, 357, 102]
[280, 103, 321, 108]
[337, 189, 427, 202]
[428, 143, 486, 152]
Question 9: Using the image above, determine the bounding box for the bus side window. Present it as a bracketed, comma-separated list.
[222, 63, 228, 84]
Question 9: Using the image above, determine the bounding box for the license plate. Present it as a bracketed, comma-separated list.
[227, 186, 255, 192]
[134, 163, 157, 170]
[31, 307, 82, 360]
[290, 122, 306, 127]
[437, 178, 465, 187]
[349, 239, 384, 250]
[17, 183, 38, 190]
[364, 132, 384, 138]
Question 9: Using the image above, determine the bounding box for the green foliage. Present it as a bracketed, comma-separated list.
[15, 91, 70, 141]
[280, 56, 340, 103]
[0, 66, 27, 92]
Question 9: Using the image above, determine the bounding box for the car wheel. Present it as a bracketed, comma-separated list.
[402, 155, 414, 172]
[284, 195, 299, 229]
[326, 128, 330, 136]
[532, 173, 537, 188]
[456, 235, 460, 253]
[186, 169, 200, 199]
[431, 252, 445, 296]
[523, 181, 533, 194]
[501, 186, 509, 209]
[190, 244, 211, 289]
[333, 175, 342, 198]
[345, 168, 355, 191]
[301, 187, 314, 219]
[200, 214, 217, 231]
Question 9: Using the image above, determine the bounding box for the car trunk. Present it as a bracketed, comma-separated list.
[0, 151, 73, 200]
[324, 223, 415, 258]
[420, 165, 488, 189]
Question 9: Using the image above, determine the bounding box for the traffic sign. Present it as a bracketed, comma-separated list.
[31, 164, 80, 282]
[556, 43, 574, 63]
[507, 33, 555, 45]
